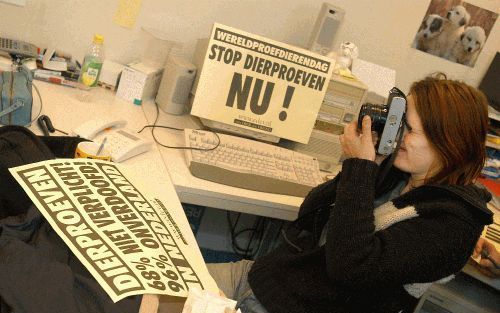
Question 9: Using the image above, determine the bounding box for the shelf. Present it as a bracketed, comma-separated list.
[488, 112, 500, 121]
[487, 106, 499, 151]
[488, 109, 500, 123]
[486, 140, 500, 150]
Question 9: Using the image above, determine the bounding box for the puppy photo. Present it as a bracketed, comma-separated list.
[415, 14, 444, 54]
[436, 5, 470, 57]
[413, 1, 497, 67]
[448, 26, 486, 66]
[446, 5, 470, 27]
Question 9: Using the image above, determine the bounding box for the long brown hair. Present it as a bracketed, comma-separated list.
[409, 73, 489, 185]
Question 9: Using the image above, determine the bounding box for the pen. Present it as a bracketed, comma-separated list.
[34, 74, 77, 88]
[48, 76, 76, 88]
[96, 137, 107, 156]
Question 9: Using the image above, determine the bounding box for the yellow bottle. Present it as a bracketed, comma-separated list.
[79, 34, 105, 87]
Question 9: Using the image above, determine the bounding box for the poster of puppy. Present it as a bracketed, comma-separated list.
[413, 0, 498, 67]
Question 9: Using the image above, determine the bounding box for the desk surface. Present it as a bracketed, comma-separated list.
[29, 81, 170, 183]
[32, 82, 306, 221]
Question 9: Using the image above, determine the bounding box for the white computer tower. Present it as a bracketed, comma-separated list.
[283, 74, 368, 172]
[156, 55, 197, 115]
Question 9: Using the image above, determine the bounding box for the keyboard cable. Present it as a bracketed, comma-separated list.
[137, 101, 220, 151]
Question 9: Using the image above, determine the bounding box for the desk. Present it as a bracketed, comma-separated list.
[27, 81, 170, 182]
[140, 100, 305, 221]
[30, 82, 305, 222]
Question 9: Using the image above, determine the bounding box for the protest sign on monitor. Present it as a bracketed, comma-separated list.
[191, 23, 334, 144]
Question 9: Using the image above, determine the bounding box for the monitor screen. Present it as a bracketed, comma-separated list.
[479, 52, 500, 111]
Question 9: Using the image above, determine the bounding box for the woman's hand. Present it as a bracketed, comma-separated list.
[340, 115, 376, 162]
[473, 238, 500, 277]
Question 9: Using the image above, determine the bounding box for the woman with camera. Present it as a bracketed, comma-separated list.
[207, 74, 494, 313]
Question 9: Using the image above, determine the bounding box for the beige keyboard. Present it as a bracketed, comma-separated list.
[184, 129, 324, 197]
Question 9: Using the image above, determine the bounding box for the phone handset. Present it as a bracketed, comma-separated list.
[72, 118, 127, 139]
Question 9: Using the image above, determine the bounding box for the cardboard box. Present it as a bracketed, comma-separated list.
[99, 60, 125, 90]
[116, 62, 163, 105]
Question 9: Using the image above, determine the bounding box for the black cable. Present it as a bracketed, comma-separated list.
[251, 217, 268, 257]
[233, 228, 260, 257]
[30, 82, 43, 125]
[243, 217, 263, 256]
[227, 212, 244, 254]
[273, 220, 285, 244]
[227, 212, 254, 257]
[137, 101, 221, 151]
[227, 211, 268, 258]
[227, 212, 247, 255]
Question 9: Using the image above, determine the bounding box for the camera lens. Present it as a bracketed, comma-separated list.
[357, 103, 389, 135]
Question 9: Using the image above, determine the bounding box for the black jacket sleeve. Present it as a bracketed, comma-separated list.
[323, 159, 484, 288]
[39, 136, 87, 158]
[296, 173, 340, 232]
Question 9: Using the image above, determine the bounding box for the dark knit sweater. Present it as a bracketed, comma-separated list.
[248, 158, 493, 313]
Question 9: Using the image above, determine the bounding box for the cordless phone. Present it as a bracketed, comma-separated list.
[72, 118, 152, 162]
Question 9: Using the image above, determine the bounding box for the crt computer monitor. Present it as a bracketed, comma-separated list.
[479, 52, 500, 112]
[190, 38, 280, 144]
[189, 38, 367, 171]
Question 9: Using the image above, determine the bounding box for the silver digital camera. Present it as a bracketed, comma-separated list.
[357, 87, 406, 155]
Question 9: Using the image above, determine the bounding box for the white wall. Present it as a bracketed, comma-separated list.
[1, 0, 499, 92]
